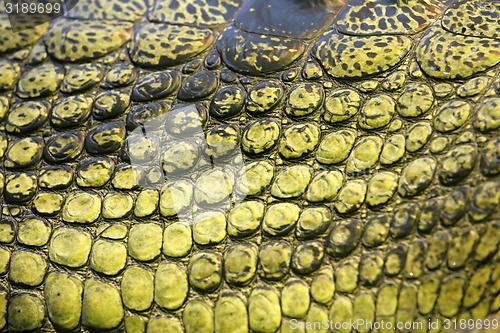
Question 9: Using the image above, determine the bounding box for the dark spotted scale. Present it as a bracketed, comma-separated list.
[0, 0, 499, 332]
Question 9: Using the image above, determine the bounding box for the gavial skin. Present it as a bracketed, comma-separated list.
[0, 0, 499, 332]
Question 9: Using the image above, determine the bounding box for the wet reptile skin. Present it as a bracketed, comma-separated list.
[0, 0, 499, 332]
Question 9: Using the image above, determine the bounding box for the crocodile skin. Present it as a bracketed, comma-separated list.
[0, 0, 499, 332]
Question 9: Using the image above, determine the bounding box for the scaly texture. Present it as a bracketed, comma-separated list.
[0, 0, 499, 332]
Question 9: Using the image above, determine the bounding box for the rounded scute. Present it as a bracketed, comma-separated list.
[263, 202, 300, 237]
[215, 291, 248, 333]
[194, 167, 234, 206]
[285, 83, 324, 117]
[50, 95, 93, 129]
[334, 180, 367, 214]
[49, 227, 92, 268]
[44, 131, 85, 164]
[45, 272, 83, 331]
[224, 243, 258, 286]
[249, 285, 282, 333]
[183, 299, 214, 333]
[316, 129, 356, 165]
[474, 98, 500, 132]
[4, 173, 38, 204]
[82, 279, 124, 330]
[62, 63, 103, 93]
[89, 239, 127, 275]
[227, 200, 265, 238]
[305, 170, 344, 203]
[291, 241, 324, 276]
[121, 266, 154, 311]
[326, 219, 363, 258]
[128, 223, 163, 261]
[398, 158, 437, 197]
[433, 100, 471, 133]
[155, 262, 189, 310]
[188, 252, 222, 292]
[8, 294, 45, 332]
[132, 71, 181, 102]
[271, 165, 312, 199]
[218, 26, 306, 75]
[210, 85, 246, 119]
[279, 123, 320, 160]
[397, 83, 434, 118]
[242, 119, 280, 155]
[345, 136, 383, 175]
[62, 192, 101, 224]
[258, 241, 292, 281]
[358, 94, 395, 130]
[296, 207, 332, 240]
[193, 211, 227, 245]
[323, 88, 361, 124]
[9, 250, 47, 287]
[178, 70, 219, 101]
[5, 101, 49, 134]
[246, 81, 284, 114]
[16, 63, 63, 99]
[5, 137, 44, 170]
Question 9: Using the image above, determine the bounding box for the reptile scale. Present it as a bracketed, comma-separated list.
[0, 0, 499, 332]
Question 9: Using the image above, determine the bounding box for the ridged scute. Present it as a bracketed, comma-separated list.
[314, 31, 412, 78]
[336, 0, 443, 35]
[130, 24, 214, 67]
[45, 19, 131, 62]
[416, 25, 500, 79]
[442, 0, 500, 39]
